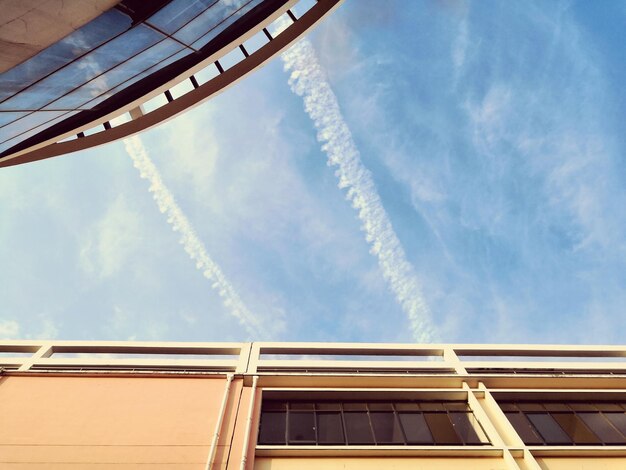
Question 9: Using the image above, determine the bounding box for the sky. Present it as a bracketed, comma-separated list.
[2, 0, 626, 345]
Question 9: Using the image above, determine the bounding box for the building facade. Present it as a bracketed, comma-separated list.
[0, 0, 342, 167]
[1, 341, 626, 469]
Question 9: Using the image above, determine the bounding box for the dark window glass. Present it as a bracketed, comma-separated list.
[344, 411, 375, 444]
[395, 403, 420, 411]
[290, 402, 314, 411]
[343, 402, 367, 411]
[368, 403, 393, 411]
[316, 403, 341, 411]
[579, 413, 626, 444]
[262, 401, 286, 411]
[424, 413, 462, 445]
[420, 402, 446, 411]
[446, 403, 471, 412]
[595, 404, 624, 412]
[288, 411, 315, 444]
[258, 411, 286, 444]
[317, 412, 344, 444]
[551, 413, 601, 444]
[505, 412, 544, 445]
[517, 403, 545, 412]
[398, 413, 433, 444]
[544, 403, 570, 412]
[569, 403, 597, 412]
[449, 412, 489, 445]
[370, 411, 404, 444]
[604, 413, 626, 436]
[527, 414, 571, 444]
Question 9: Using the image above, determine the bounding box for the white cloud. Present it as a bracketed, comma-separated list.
[282, 38, 438, 343]
[0, 319, 20, 339]
[80, 194, 144, 279]
[125, 136, 273, 338]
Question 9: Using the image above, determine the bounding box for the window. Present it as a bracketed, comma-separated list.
[501, 402, 626, 446]
[258, 400, 490, 446]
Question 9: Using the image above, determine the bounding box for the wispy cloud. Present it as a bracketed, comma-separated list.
[0, 319, 20, 339]
[79, 194, 143, 279]
[281, 39, 438, 343]
[123, 136, 268, 338]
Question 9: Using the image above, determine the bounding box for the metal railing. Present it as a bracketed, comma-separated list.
[1, 340, 625, 376]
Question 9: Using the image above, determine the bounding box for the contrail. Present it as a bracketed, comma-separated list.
[123, 136, 266, 338]
[281, 39, 438, 343]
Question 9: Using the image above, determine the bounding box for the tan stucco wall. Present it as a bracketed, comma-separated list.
[0, 374, 243, 468]
[254, 457, 509, 470]
[0, 0, 120, 72]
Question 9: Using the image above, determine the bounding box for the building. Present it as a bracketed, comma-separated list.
[1, 340, 626, 469]
[0, 0, 342, 168]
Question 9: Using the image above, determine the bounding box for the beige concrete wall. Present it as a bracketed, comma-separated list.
[254, 457, 509, 470]
[0, 374, 234, 468]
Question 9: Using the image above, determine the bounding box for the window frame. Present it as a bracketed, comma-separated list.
[257, 391, 492, 448]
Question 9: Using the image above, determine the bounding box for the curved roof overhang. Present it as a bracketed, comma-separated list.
[0, 0, 343, 168]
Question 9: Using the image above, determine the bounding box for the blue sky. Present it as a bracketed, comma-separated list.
[2, 0, 626, 345]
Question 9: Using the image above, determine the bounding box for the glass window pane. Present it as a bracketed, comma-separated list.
[0, 110, 79, 154]
[424, 413, 462, 445]
[147, 0, 219, 34]
[595, 404, 624, 412]
[527, 413, 571, 444]
[544, 403, 570, 412]
[395, 403, 420, 411]
[398, 413, 434, 444]
[290, 403, 314, 411]
[262, 401, 286, 411]
[368, 403, 393, 411]
[552, 413, 601, 444]
[173, 0, 257, 46]
[45, 39, 184, 110]
[505, 412, 544, 445]
[370, 411, 404, 444]
[190, 1, 266, 50]
[517, 403, 545, 412]
[317, 412, 344, 444]
[0, 10, 130, 100]
[79, 48, 191, 110]
[0, 111, 29, 128]
[258, 411, 286, 444]
[288, 411, 315, 444]
[420, 402, 446, 412]
[569, 403, 598, 412]
[344, 412, 375, 444]
[0, 24, 164, 111]
[343, 403, 367, 411]
[450, 412, 490, 445]
[317, 403, 341, 411]
[445, 402, 471, 412]
[0, 110, 67, 144]
[579, 413, 626, 444]
[604, 413, 626, 436]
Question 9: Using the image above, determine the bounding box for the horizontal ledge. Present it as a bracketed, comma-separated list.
[255, 445, 502, 457]
[529, 446, 626, 457]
